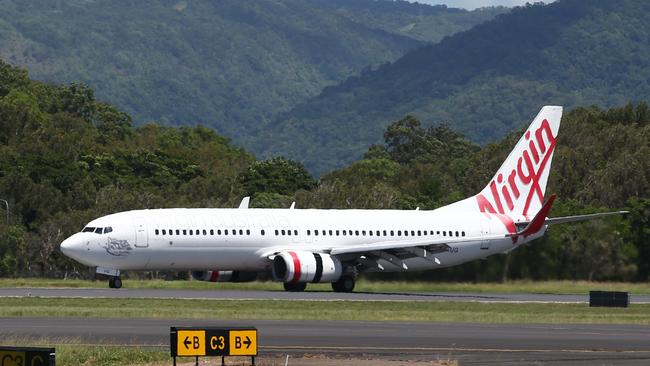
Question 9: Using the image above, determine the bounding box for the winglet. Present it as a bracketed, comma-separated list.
[509, 194, 556, 238]
[238, 196, 250, 209]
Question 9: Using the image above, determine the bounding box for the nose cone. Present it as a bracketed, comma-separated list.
[60, 233, 86, 260]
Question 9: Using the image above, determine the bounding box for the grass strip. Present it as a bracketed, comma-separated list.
[1, 278, 649, 295]
[0, 338, 167, 366]
[1, 297, 649, 324]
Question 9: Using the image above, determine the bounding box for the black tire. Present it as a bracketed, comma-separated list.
[110, 277, 122, 289]
[332, 275, 355, 293]
[283, 282, 307, 292]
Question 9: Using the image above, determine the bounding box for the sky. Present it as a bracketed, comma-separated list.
[413, 0, 556, 10]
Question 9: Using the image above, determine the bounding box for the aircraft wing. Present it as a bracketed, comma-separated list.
[328, 234, 502, 256]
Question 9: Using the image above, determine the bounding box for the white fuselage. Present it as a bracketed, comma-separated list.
[60, 207, 542, 273]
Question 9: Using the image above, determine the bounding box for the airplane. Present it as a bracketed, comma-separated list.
[60, 106, 627, 291]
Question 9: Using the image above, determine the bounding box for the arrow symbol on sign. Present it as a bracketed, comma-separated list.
[244, 336, 252, 349]
[183, 336, 191, 349]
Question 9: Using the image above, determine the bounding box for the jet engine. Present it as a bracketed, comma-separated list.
[191, 270, 257, 282]
[272, 251, 342, 283]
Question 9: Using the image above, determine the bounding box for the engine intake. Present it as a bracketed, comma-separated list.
[272, 251, 342, 283]
[191, 270, 256, 282]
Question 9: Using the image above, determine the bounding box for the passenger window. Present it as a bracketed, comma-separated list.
[462, 231, 466, 237]
[329, 230, 333, 235]
[390, 230, 394, 236]
[449, 231, 453, 237]
[281, 229, 285, 235]
[294, 230, 298, 235]
[443, 231, 446, 237]
[336, 230, 340, 236]
[322, 230, 326, 236]
[183, 230, 187, 235]
[210, 229, 214, 235]
[232, 230, 237, 235]
[217, 229, 222, 235]
[383, 230, 387, 236]
[455, 231, 459, 237]
[362, 230, 366, 236]
[155, 229, 159, 235]
[369, 231, 372, 236]
[398, 231, 402, 236]
[225, 229, 229, 235]
[261, 229, 265, 236]
[437, 231, 440, 235]
[246, 229, 250, 235]
[342, 231, 347, 236]
[238, 229, 243, 235]
[275, 229, 279, 236]
[376, 230, 380, 236]
[355, 230, 359, 236]
[307, 230, 311, 235]
[176, 230, 180, 235]
[315, 230, 319, 236]
[162, 230, 166, 235]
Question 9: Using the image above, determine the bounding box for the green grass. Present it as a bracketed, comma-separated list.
[0, 338, 168, 366]
[1, 278, 649, 294]
[1, 297, 649, 324]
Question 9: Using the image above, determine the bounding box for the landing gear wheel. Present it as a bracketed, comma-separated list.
[108, 277, 122, 289]
[283, 282, 307, 292]
[332, 275, 355, 293]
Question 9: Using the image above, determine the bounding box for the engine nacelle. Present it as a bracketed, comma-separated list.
[272, 251, 342, 283]
[191, 270, 257, 283]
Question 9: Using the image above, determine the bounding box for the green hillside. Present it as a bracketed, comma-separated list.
[310, 0, 507, 43]
[0, 0, 500, 143]
[261, 0, 650, 175]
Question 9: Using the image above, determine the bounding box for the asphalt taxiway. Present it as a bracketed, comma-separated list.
[2, 287, 650, 303]
[2, 317, 650, 365]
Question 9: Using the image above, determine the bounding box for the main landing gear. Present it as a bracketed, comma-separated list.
[108, 276, 122, 289]
[283, 282, 307, 292]
[331, 275, 355, 293]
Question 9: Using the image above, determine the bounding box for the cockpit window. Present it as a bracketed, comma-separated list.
[82, 226, 113, 234]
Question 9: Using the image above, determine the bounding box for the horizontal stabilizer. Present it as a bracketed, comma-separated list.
[545, 211, 628, 225]
[507, 194, 556, 238]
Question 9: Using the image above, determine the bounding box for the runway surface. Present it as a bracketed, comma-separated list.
[2, 287, 650, 303]
[2, 317, 650, 365]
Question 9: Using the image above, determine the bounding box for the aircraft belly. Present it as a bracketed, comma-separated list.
[140, 247, 266, 271]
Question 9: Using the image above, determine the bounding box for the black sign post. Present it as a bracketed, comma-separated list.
[170, 327, 257, 366]
[0, 346, 55, 366]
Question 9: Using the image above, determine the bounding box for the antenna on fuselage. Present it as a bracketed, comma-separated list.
[238, 196, 250, 209]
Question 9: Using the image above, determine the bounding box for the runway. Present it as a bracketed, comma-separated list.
[2, 287, 650, 303]
[2, 317, 650, 365]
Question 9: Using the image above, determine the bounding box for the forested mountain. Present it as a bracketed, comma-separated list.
[310, 0, 506, 43]
[0, 0, 501, 143]
[262, 0, 650, 175]
[0, 60, 647, 282]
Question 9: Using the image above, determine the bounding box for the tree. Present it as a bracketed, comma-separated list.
[240, 157, 316, 197]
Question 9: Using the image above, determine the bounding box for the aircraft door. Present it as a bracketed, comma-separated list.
[480, 219, 490, 250]
[135, 220, 149, 248]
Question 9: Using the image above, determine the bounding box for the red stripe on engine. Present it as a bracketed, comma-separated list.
[289, 251, 301, 283]
[209, 271, 219, 282]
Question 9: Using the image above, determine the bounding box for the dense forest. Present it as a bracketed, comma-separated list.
[0, 0, 503, 152]
[264, 0, 650, 174]
[0, 60, 647, 282]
